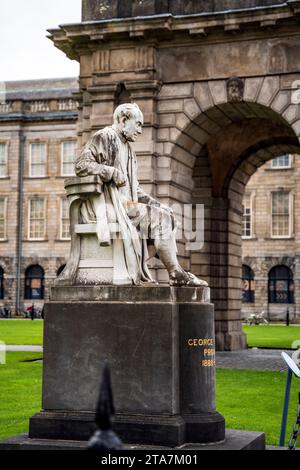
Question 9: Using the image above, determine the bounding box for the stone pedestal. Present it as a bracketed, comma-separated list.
[0, 429, 266, 450]
[29, 285, 225, 446]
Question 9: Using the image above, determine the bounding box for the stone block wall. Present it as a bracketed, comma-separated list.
[241, 155, 300, 323]
[0, 79, 78, 314]
[82, 0, 286, 21]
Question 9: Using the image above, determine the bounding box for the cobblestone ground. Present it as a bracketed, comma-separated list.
[216, 348, 292, 372]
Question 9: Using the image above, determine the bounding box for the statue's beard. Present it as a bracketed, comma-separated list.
[228, 87, 243, 102]
[231, 91, 241, 101]
[122, 129, 134, 141]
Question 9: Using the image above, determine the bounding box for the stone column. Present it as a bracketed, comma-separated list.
[211, 198, 247, 351]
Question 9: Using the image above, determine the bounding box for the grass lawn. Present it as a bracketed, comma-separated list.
[0, 352, 299, 447]
[216, 368, 300, 447]
[243, 325, 300, 349]
[0, 352, 42, 440]
[0, 320, 43, 345]
[0, 321, 299, 350]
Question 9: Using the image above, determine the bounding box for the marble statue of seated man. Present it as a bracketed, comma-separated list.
[75, 102, 207, 287]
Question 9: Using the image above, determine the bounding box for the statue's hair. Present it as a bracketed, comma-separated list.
[113, 103, 142, 124]
[227, 76, 243, 90]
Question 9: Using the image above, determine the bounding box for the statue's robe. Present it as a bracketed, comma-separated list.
[75, 125, 176, 285]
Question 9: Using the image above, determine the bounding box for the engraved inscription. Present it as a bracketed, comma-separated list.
[187, 338, 216, 367]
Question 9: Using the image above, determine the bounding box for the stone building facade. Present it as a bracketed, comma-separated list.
[2, 0, 300, 349]
[48, 0, 300, 349]
[0, 78, 78, 314]
[242, 154, 300, 322]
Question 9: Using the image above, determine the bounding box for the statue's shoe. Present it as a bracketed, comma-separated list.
[185, 272, 208, 287]
[169, 269, 208, 287]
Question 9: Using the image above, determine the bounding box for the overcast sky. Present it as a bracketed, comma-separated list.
[0, 0, 82, 82]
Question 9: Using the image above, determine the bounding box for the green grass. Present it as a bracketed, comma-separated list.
[216, 368, 300, 447]
[0, 352, 42, 440]
[0, 320, 43, 345]
[0, 353, 299, 447]
[0, 321, 299, 350]
[243, 325, 300, 349]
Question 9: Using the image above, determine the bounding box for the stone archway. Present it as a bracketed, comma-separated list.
[158, 76, 300, 349]
[50, 0, 300, 349]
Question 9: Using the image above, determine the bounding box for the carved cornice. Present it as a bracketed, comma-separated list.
[49, 3, 300, 61]
[84, 79, 162, 98]
[0, 97, 79, 124]
[0, 111, 78, 124]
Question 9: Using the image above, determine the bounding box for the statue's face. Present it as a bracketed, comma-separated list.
[227, 79, 243, 102]
[229, 82, 239, 96]
[121, 111, 143, 142]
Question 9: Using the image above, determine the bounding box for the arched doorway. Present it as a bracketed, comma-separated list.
[242, 265, 255, 304]
[50, 0, 300, 350]
[165, 81, 300, 350]
[268, 265, 294, 304]
[25, 265, 45, 300]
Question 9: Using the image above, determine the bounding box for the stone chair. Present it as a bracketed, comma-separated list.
[55, 176, 132, 286]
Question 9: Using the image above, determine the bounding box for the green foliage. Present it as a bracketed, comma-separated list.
[243, 325, 300, 349]
[0, 320, 43, 345]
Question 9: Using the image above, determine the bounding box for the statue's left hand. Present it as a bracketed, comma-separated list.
[112, 168, 127, 187]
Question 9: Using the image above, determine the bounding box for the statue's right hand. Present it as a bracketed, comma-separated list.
[112, 168, 127, 187]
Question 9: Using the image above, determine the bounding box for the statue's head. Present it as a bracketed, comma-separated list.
[113, 103, 143, 142]
[226, 76, 244, 102]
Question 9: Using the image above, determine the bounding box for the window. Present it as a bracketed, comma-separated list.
[0, 143, 8, 177]
[268, 265, 294, 304]
[0, 198, 7, 240]
[271, 155, 291, 169]
[28, 198, 45, 240]
[30, 143, 47, 177]
[271, 191, 291, 238]
[60, 198, 70, 239]
[242, 195, 252, 238]
[61, 141, 76, 176]
[0, 266, 4, 299]
[25, 265, 44, 300]
[242, 265, 255, 303]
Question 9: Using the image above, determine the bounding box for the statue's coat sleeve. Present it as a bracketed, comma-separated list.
[75, 128, 117, 181]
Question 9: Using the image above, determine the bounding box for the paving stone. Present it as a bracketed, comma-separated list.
[216, 348, 292, 372]
[5, 345, 43, 352]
